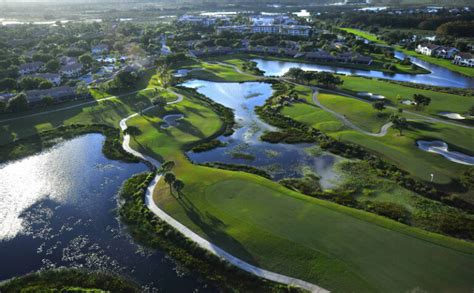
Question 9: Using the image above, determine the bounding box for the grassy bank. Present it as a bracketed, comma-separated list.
[118, 172, 291, 292]
[124, 79, 474, 292]
[340, 27, 474, 77]
[0, 124, 137, 163]
[0, 268, 139, 293]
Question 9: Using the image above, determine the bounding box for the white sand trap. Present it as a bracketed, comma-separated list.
[438, 112, 466, 120]
[401, 100, 416, 105]
[357, 92, 385, 99]
[417, 140, 474, 166]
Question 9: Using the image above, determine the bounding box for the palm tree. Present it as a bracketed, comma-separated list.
[164, 172, 176, 195]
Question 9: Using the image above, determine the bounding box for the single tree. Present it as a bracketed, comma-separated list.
[7, 93, 28, 112]
[123, 126, 141, 136]
[413, 94, 431, 110]
[152, 96, 167, 108]
[161, 160, 175, 173]
[164, 172, 176, 195]
[39, 80, 53, 90]
[468, 105, 474, 116]
[42, 96, 54, 106]
[391, 115, 408, 136]
[172, 179, 185, 197]
[0, 100, 6, 113]
[79, 54, 94, 67]
[372, 101, 386, 112]
[45, 59, 60, 72]
[0, 77, 17, 90]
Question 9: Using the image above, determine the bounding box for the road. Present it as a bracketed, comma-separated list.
[119, 91, 329, 293]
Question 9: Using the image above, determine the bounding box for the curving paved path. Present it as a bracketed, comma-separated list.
[312, 89, 393, 137]
[120, 89, 329, 293]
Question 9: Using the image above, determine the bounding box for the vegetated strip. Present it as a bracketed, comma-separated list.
[0, 268, 140, 292]
[256, 81, 474, 213]
[118, 172, 302, 292]
[0, 124, 138, 164]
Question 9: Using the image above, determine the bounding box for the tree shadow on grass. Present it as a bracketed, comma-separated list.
[408, 121, 436, 132]
[175, 119, 206, 139]
[175, 193, 258, 265]
[181, 105, 207, 118]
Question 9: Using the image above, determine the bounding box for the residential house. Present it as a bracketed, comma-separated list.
[60, 63, 84, 78]
[60, 56, 79, 65]
[18, 61, 44, 75]
[92, 44, 109, 55]
[30, 73, 62, 86]
[188, 47, 233, 57]
[436, 47, 459, 59]
[453, 52, 474, 67]
[415, 43, 440, 56]
[25, 86, 77, 105]
[415, 43, 458, 59]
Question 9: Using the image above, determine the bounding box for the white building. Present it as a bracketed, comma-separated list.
[178, 15, 217, 26]
[453, 52, 474, 67]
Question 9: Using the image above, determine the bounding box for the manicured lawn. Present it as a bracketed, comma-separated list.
[0, 75, 178, 144]
[340, 75, 474, 117]
[340, 27, 474, 77]
[317, 92, 395, 132]
[282, 99, 473, 185]
[186, 61, 260, 82]
[123, 83, 474, 293]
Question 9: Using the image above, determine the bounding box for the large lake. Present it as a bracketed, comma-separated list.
[182, 80, 344, 189]
[252, 54, 474, 88]
[0, 134, 213, 292]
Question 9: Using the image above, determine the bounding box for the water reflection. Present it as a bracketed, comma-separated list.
[253, 58, 474, 88]
[182, 80, 343, 188]
[0, 134, 213, 291]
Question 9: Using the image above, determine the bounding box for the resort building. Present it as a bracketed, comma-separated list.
[217, 24, 311, 37]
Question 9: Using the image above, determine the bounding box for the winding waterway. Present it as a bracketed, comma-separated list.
[252, 56, 474, 88]
[182, 80, 344, 189]
[0, 134, 213, 291]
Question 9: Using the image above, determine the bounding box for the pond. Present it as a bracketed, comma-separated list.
[416, 140, 474, 166]
[0, 134, 213, 292]
[182, 80, 344, 189]
[252, 58, 474, 88]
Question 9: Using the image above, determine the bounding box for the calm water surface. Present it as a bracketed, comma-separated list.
[182, 80, 343, 188]
[252, 56, 474, 88]
[0, 134, 213, 292]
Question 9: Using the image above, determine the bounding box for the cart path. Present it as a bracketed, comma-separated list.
[119, 90, 329, 293]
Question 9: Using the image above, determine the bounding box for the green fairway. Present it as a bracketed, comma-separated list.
[282, 91, 473, 185]
[121, 82, 474, 293]
[1, 60, 473, 293]
[317, 92, 395, 132]
[186, 61, 260, 82]
[340, 75, 474, 117]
